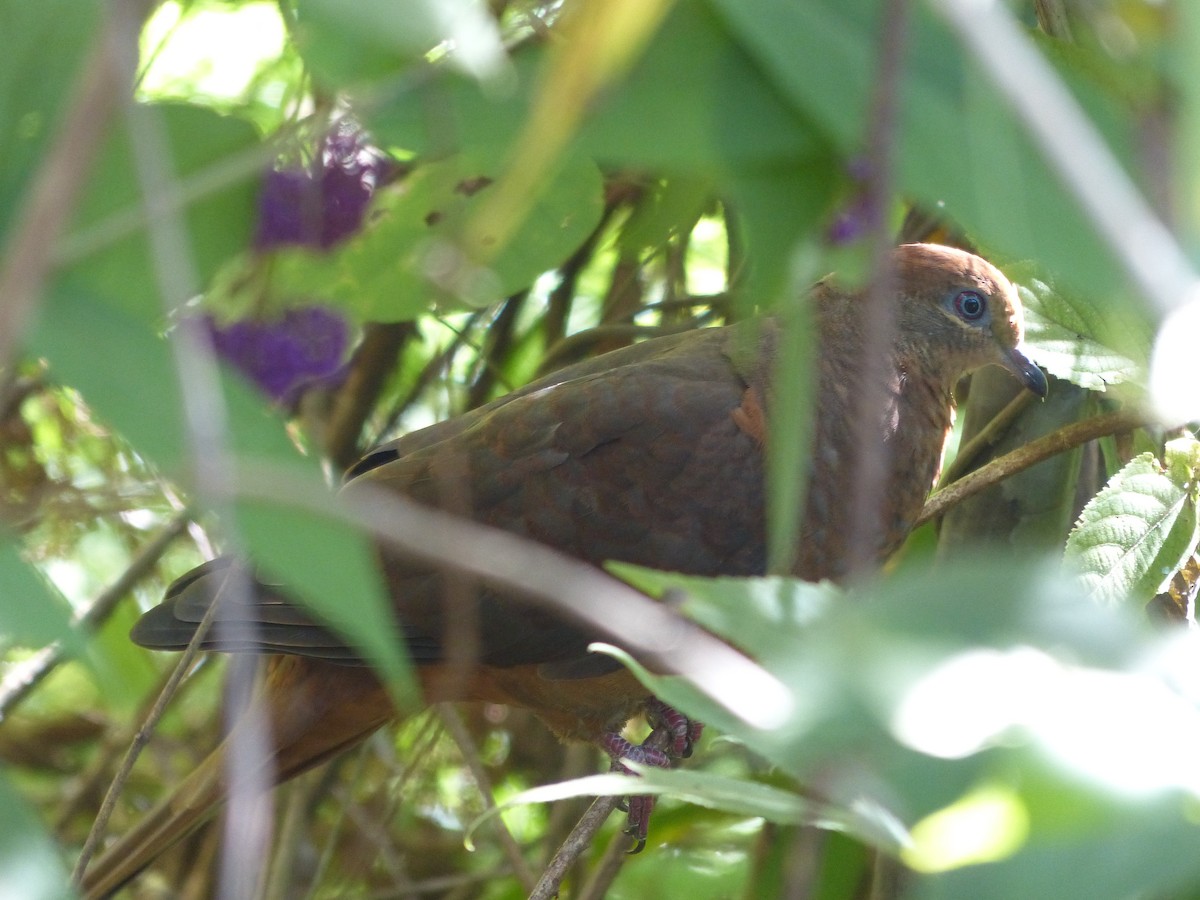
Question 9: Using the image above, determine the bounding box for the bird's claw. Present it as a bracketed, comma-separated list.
[599, 701, 702, 851]
[645, 697, 704, 758]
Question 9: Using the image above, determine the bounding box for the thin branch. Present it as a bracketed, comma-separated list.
[529, 795, 625, 900]
[323, 322, 414, 471]
[916, 408, 1149, 528]
[436, 705, 538, 894]
[937, 390, 1036, 488]
[71, 565, 234, 887]
[846, 0, 911, 580]
[575, 825, 635, 900]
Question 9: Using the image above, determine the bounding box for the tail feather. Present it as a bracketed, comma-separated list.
[81, 750, 227, 899]
[79, 659, 394, 898]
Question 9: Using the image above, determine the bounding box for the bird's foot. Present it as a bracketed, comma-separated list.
[645, 697, 704, 758]
[600, 701, 703, 853]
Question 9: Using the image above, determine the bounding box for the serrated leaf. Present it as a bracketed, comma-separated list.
[1011, 273, 1148, 392]
[1065, 443, 1199, 606]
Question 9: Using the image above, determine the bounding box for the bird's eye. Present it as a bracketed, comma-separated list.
[954, 290, 986, 321]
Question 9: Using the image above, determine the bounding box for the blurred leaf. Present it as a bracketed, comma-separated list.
[617, 176, 716, 256]
[0, 774, 71, 900]
[0, 0, 100, 242]
[32, 284, 298, 475]
[0, 539, 74, 649]
[58, 102, 260, 321]
[235, 492, 416, 701]
[479, 767, 905, 852]
[578, 1, 828, 172]
[31, 285, 185, 466]
[915, 794, 1200, 900]
[607, 564, 836, 655]
[294, 0, 505, 87]
[272, 151, 604, 318]
[1065, 437, 1200, 606]
[706, 0, 1130, 297]
[372, 3, 829, 174]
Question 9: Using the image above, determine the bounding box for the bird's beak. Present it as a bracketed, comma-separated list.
[1003, 346, 1048, 397]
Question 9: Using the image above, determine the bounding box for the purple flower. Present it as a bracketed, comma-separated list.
[826, 157, 875, 246]
[254, 125, 391, 251]
[204, 306, 349, 404]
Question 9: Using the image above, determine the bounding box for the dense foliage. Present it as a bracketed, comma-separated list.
[1, 0, 1198, 897]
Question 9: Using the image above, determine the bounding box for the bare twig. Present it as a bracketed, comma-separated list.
[575, 825, 635, 900]
[917, 408, 1150, 527]
[323, 322, 414, 472]
[937, 391, 1036, 488]
[71, 564, 235, 887]
[436, 704, 538, 893]
[847, 0, 911, 580]
[529, 795, 625, 900]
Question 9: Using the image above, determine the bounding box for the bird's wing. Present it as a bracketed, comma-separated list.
[135, 323, 773, 678]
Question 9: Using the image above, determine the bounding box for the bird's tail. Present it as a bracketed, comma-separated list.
[78, 659, 394, 898]
[79, 745, 227, 899]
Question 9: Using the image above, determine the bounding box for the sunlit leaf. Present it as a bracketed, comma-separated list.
[474, 767, 906, 852]
[271, 151, 605, 318]
[0, 539, 74, 649]
[1012, 272, 1148, 391]
[294, 0, 505, 87]
[1065, 437, 1200, 606]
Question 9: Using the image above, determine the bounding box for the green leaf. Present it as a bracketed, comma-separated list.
[0, 0, 100, 243]
[371, 2, 829, 175]
[294, 0, 504, 88]
[272, 151, 605, 319]
[1011, 271, 1148, 392]
[475, 768, 905, 852]
[235, 492, 415, 700]
[0, 539, 74, 649]
[579, 1, 828, 172]
[57, 102, 260, 322]
[607, 564, 836, 654]
[32, 283, 299, 475]
[706, 0, 1129, 298]
[0, 773, 71, 900]
[916, 795, 1200, 900]
[1064, 437, 1200, 606]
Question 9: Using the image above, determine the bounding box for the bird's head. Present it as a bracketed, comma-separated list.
[891, 243, 1047, 397]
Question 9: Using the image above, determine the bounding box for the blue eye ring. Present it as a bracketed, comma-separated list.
[954, 290, 986, 321]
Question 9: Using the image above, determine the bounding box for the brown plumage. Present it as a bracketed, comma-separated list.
[80, 243, 1046, 896]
